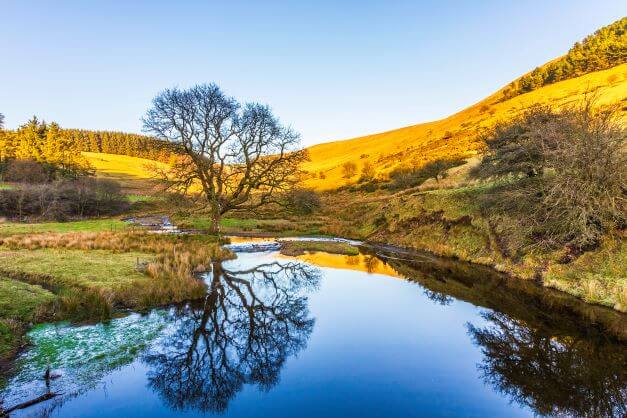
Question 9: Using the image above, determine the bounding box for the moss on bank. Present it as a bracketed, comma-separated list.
[175, 215, 326, 236]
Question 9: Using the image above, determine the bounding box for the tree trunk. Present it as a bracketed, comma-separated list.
[209, 205, 221, 236]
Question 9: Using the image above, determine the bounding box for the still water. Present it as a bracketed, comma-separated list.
[1, 239, 626, 417]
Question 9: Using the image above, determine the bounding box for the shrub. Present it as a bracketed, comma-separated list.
[0, 158, 91, 183]
[474, 99, 626, 250]
[1, 159, 51, 183]
[287, 188, 321, 214]
[342, 161, 357, 178]
[389, 158, 465, 190]
[360, 161, 375, 181]
[389, 167, 427, 190]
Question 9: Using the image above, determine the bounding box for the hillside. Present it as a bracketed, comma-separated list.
[302, 64, 627, 190]
[82, 152, 167, 193]
[505, 17, 626, 97]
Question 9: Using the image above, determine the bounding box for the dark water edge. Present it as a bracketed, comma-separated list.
[0, 240, 625, 417]
[362, 242, 627, 341]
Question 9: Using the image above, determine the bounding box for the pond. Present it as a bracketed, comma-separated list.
[1, 238, 626, 417]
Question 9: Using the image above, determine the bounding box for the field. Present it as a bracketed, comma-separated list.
[0, 218, 131, 237]
[82, 152, 168, 194]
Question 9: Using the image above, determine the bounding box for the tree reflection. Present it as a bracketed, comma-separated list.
[143, 260, 320, 413]
[467, 311, 627, 417]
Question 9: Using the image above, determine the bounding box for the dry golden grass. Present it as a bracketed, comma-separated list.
[82, 152, 168, 193]
[302, 64, 627, 190]
[82, 152, 167, 179]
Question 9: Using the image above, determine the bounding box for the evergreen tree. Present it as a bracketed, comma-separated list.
[14, 116, 47, 161]
[507, 17, 626, 98]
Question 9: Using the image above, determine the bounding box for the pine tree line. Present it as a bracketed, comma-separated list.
[503, 17, 626, 99]
[0, 116, 175, 177]
[64, 129, 174, 163]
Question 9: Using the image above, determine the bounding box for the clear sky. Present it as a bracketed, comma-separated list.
[1, 1, 625, 146]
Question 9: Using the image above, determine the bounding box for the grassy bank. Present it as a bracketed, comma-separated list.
[0, 231, 232, 360]
[318, 186, 627, 312]
[0, 278, 55, 357]
[176, 215, 326, 236]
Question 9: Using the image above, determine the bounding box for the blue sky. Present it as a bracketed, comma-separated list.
[1, 1, 625, 146]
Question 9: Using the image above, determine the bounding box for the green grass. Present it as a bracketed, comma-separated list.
[0, 218, 131, 237]
[0, 248, 149, 291]
[545, 238, 627, 311]
[0, 278, 55, 322]
[0, 230, 231, 359]
[126, 194, 162, 203]
[177, 215, 324, 236]
[280, 240, 359, 256]
[0, 277, 56, 357]
[0, 183, 13, 190]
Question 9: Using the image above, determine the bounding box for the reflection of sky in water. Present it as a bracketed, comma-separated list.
[2, 247, 625, 418]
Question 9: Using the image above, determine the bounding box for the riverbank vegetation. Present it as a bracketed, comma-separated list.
[0, 231, 232, 362]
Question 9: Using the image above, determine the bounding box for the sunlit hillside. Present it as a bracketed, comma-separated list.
[302, 64, 627, 190]
[82, 152, 167, 193]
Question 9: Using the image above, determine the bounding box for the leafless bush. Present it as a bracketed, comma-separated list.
[475, 99, 626, 250]
[0, 178, 128, 220]
[1, 159, 51, 183]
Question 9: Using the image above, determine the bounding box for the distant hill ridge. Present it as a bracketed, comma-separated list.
[503, 17, 626, 98]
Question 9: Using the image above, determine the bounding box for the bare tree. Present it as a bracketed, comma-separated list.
[143, 84, 307, 234]
[0, 113, 4, 129]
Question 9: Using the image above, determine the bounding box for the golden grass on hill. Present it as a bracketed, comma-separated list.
[302, 64, 627, 190]
[82, 152, 167, 179]
[82, 152, 168, 193]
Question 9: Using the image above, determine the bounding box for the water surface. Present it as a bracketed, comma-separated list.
[1, 240, 625, 417]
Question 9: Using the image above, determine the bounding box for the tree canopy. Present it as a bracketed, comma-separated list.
[143, 83, 307, 233]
